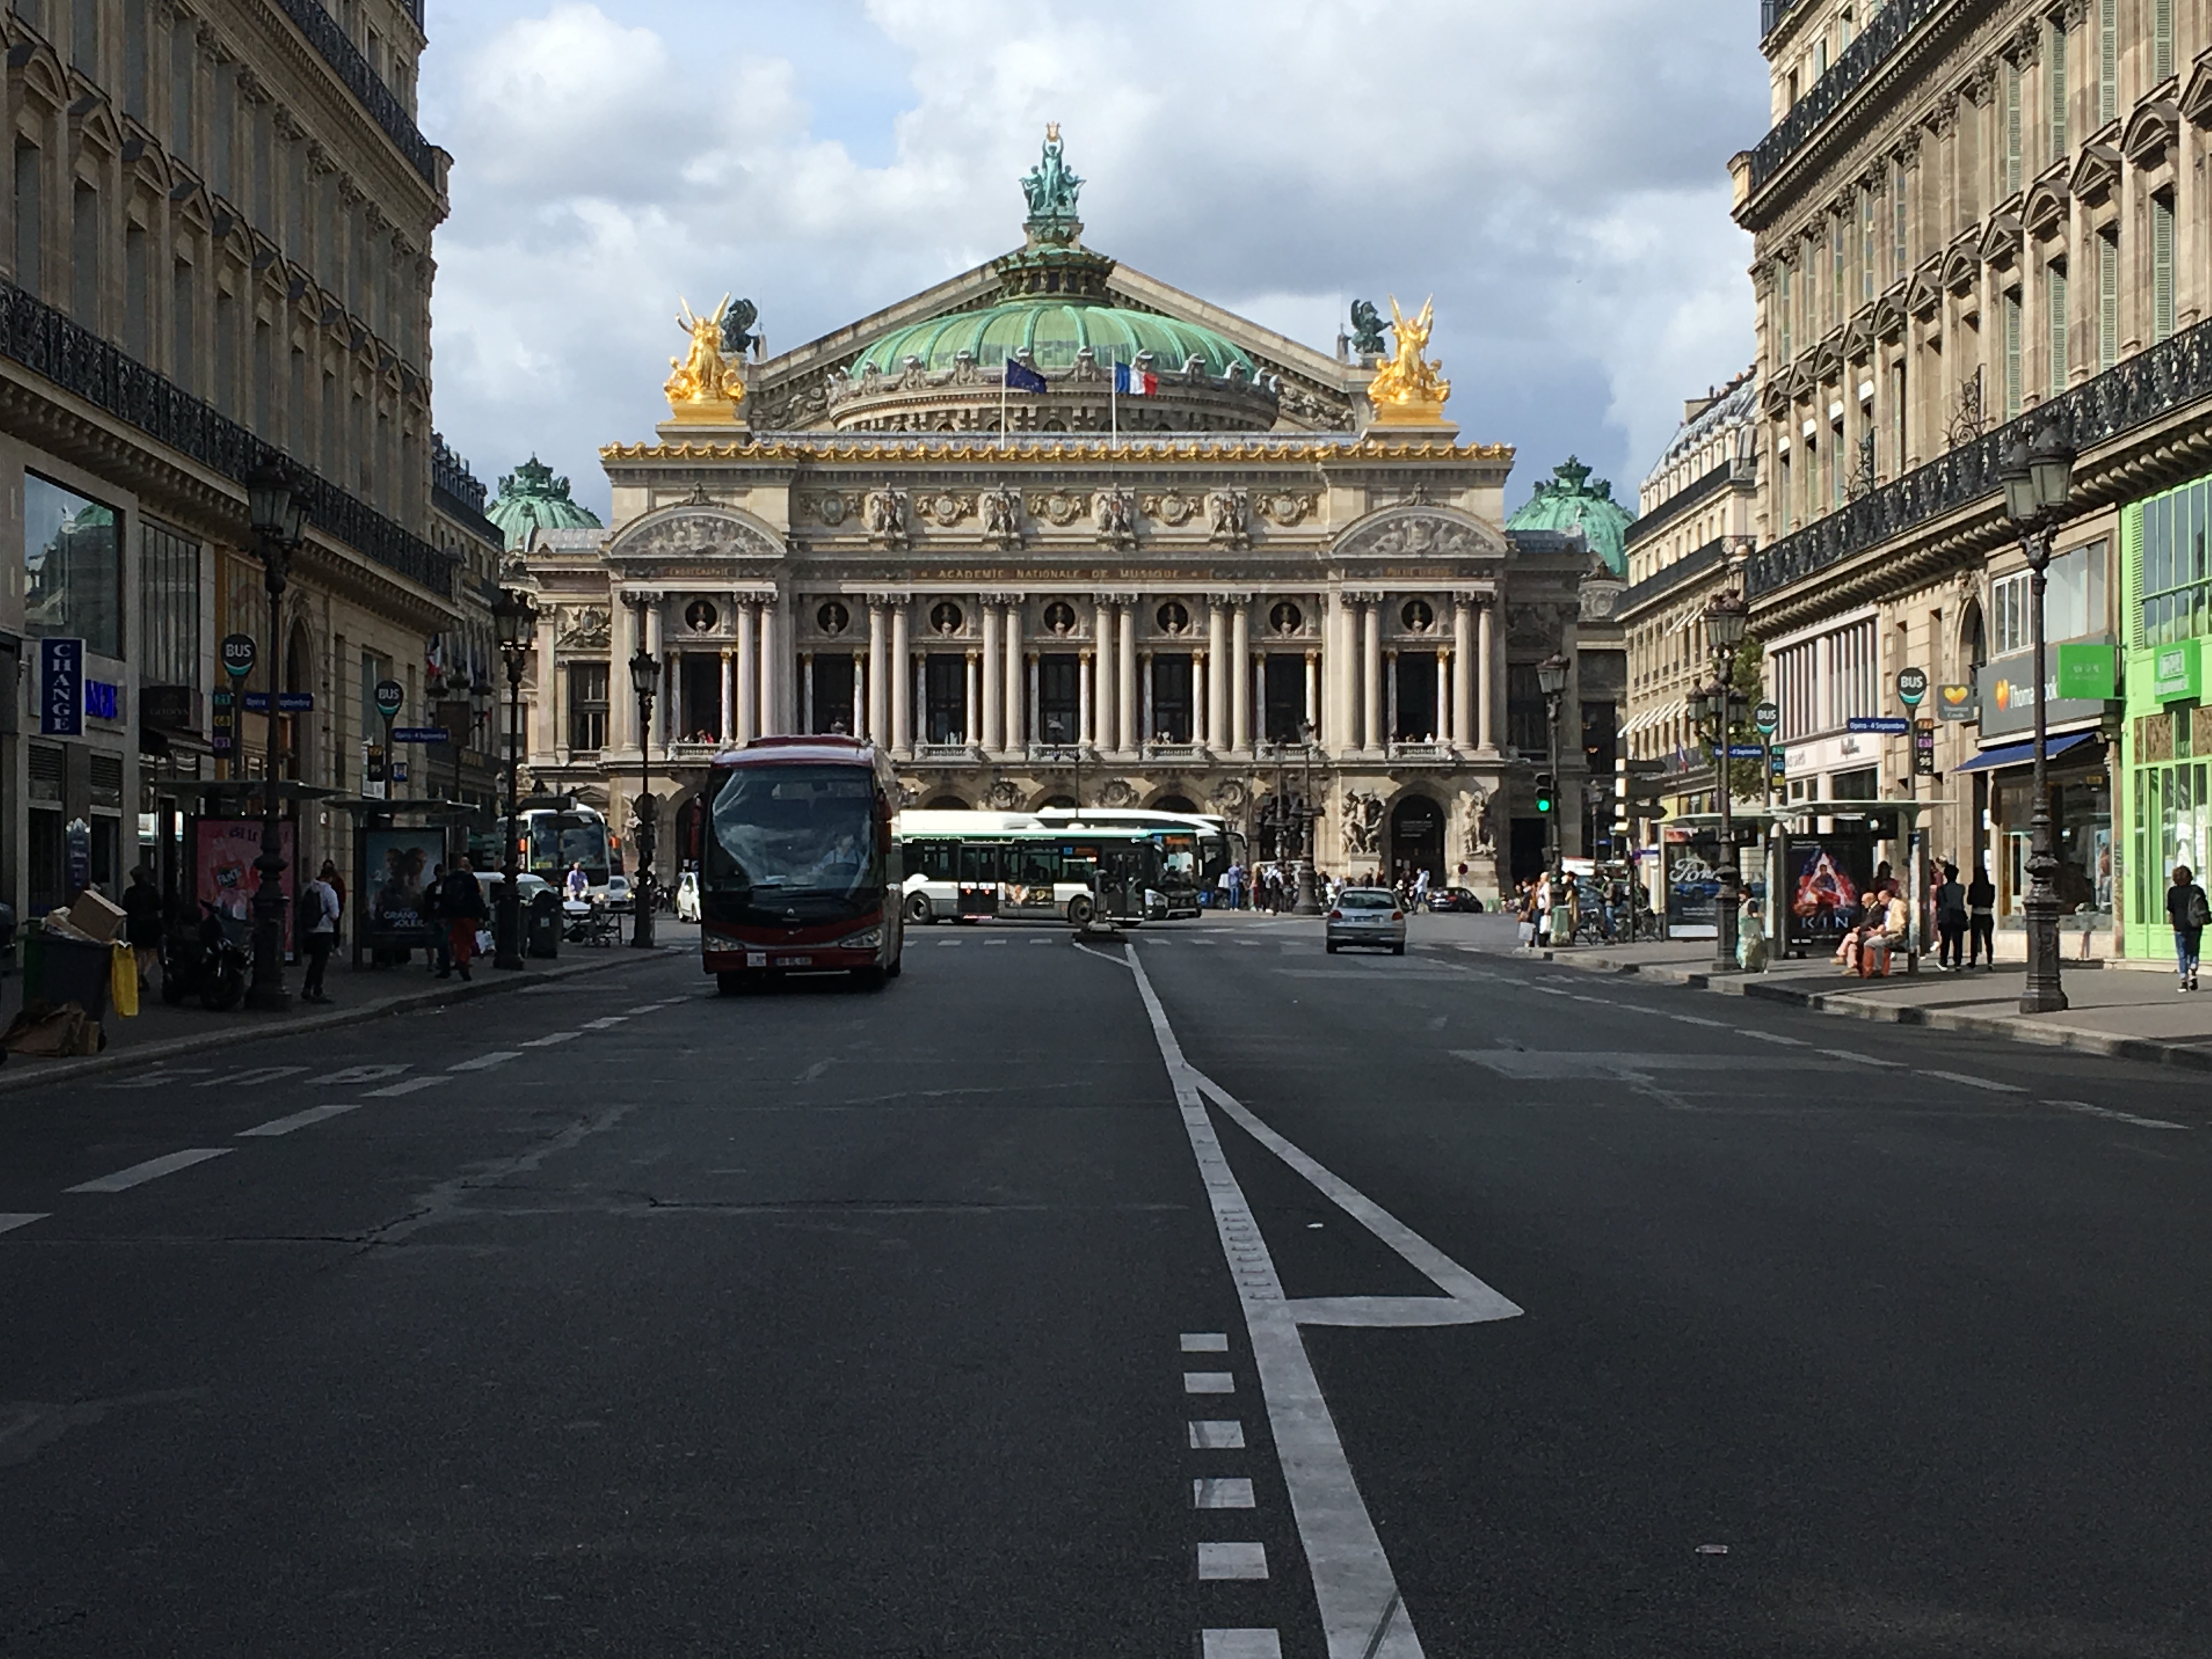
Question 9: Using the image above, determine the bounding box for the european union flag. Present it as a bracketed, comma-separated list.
[1002, 359, 1047, 393]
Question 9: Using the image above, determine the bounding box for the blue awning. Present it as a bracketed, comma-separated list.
[1953, 731, 2097, 774]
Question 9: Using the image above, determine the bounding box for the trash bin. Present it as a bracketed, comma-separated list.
[527, 888, 562, 960]
[21, 930, 114, 1022]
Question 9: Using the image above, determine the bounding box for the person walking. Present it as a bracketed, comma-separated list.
[300, 865, 340, 1002]
[566, 861, 590, 903]
[2167, 865, 2208, 991]
[424, 861, 449, 975]
[1966, 860, 1996, 968]
[121, 865, 164, 992]
[1933, 861, 1968, 970]
[436, 854, 487, 981]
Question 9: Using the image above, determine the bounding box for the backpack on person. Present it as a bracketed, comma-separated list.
[2188, 886, 2210, 930]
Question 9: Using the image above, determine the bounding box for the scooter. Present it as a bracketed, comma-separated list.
[162, 902, 250, 1011]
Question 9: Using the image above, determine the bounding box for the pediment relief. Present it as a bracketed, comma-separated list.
[2182, 51, 2212, 127]
[2070, 141, 2122, 206]
[2121, 99, 2180, 170]
[1941, 238, 1981, 296]
[1871, 290, 1908, 342]
[607, 504, 783, 565]
[2024, 178, 2071, 241]
[1906, 258, 1943, 320]
[6, 31, 69, 111]
[1842, 309, 1876, 364]
[1333, 505, 1503, 562]
[1977, 211, 2023, 270]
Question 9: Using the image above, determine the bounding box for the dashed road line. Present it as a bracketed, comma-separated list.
[1195, 1477, 1256, 1509]
[448, 1051, 522, 1071]
[1190, 1420, 1246, 1449]
[1182, 1332, 1229, 1352]
[581, 1016, 629, 1030]
[520, 1032, 580, 1047]
[95, 1068, 214, 1091]
[1740, 1030, 1810, 1047]
[1198, 1542, 1269, 1581]
[365, 1077, 449, 1097]
[1202, 1633, 1282, 1659]
[193, 1065, 307, 1089]
[1927, 1069, 2027, 1093]
[1821, 1048, 1900, 1065]
[236, 1102, 365, 1138]
[308, 1064, 411, 1087]
[2047, 1099, 2189, 1130]
[66, 1148, 233, 1193]
[1184, 1372, 1235, 1394]
[1668, 1013, 1728, 1028]
[0, 1214, 47, 1236]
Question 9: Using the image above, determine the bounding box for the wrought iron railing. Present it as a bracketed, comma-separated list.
[271, 0, 439, 187]
[1749, 0, 1943, 194]
[1748, 314, 2212, 599]
[0, 280, 454, 596]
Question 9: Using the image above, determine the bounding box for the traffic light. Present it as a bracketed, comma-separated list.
[1534, 772, 1555, 814]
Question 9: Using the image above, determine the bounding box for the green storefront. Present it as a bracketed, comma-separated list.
[2120, 468, 2212, 961]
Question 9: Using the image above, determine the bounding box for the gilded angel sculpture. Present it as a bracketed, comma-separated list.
[664, 295, 746, 411]
[1368, 295, 1451, 413]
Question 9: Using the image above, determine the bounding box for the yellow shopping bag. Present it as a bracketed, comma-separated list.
[109, 941, 139, 1018]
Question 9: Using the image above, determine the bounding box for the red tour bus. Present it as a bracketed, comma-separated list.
[697, 735, 904, 992]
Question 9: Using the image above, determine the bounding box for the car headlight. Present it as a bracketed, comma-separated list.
[833, 926, 882, 950]
[703, 932, 748, 953]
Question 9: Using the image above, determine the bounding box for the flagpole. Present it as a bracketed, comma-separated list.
[1000, 360, 1008, 451]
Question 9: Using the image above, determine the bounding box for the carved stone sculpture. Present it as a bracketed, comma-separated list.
[1462, 786, 1497, 859]
[1207, 488, 1249, 549]
[1342, 791, 1384, 858]
[1095, 488, 1136, 548]
[866, 488, 909, 548]
[1348, 298, 1390, 357]
[982, 486, 1023, 546]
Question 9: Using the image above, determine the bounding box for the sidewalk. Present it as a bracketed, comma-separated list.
[0, 929, 693, 1096]
[1525, 933, 2212, 1073]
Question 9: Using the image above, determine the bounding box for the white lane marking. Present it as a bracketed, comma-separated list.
[365, 1076, 449, 1097]
[936, 939, 963, 947]
[96, 1068, 215, 1091]
[1182, 1332, 1230, 1352]
[308, 1064, 410, 1087]
[1927, 1069, 2027, 1093]
[1195, 1477, 1257, 1509]
[1190, 1420, 1246, 1449]
[2047, 1099, 2190, 1130]
[520, 1032, 580, 1047]
[1740, 1030, 1809, 1047]
[237, 1102, 366, 1138]
[1820, 1048, 1900, 1066]
[1669, 1013, 1728, 1028]
[799, 1059, 833, 1084]
[448, 1051, 522, 1071]
[193, 1065, 307, 1090]
[581, 1017, 629, 1030]
[1202, 1633, 1282, 1659]
[1129, 946, 1430, 1657]
[0, 1214, 48, 1236]
[66, 1148, 233, 1193]
[985, 938, 1009, 946]
[1198, 1543, 1269, 1581]
[1189, 1072, 1520, 1329]
[624, 1004, 665, 1014]
[1184, 1372, 1235, 1394]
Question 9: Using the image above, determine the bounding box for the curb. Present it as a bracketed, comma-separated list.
[1529, 949, 2212, 1074]
[0, 946, 683, 1097]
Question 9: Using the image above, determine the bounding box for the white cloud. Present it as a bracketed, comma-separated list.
[422, 0, 1764, 517]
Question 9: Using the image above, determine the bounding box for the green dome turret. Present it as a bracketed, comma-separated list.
[486, 456, 603, 550]
[1506, 458, 1631, 577]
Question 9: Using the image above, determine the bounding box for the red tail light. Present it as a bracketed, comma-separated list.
[1327, 909, 1342, 921]
[1391, 911, 1404, 922]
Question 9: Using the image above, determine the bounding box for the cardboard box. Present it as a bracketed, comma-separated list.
[66, 888, 126, 944]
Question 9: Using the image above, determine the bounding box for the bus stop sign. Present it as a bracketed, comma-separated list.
[373, 679, 405, 720]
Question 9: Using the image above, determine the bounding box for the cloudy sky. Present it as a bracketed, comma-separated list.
[420, 0, 1769, 522]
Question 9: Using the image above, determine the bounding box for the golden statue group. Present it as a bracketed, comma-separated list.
[663, 294, 746, 420]
[1367, 295, 1453, 426]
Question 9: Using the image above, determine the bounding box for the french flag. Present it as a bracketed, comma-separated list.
[1114, 362, 1156, 397]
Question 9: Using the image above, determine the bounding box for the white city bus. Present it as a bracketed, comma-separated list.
[893, 810, 1159, 926]
[1031, 808, 1246, 917]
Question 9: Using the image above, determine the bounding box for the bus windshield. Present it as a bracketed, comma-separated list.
[706, 764, 878, 921]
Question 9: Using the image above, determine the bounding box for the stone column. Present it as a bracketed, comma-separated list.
[1116, 603, 1137, 755]
[1353, 597, 1371, 752]
[719, 647, 734, 743]
[611, 598, 637, 752]
[1207, 599, 1229, 748]
[1079, 651, 1094, 749]
[736, 601, 759, 743]
[964, 651, 980, 746]
[1479, 596, 1502, 753]
[1003, 604, 1024, 752]
[534, 616, 556, 760]
[799, 651, 812, 734]
[757, 595, 780, 735]
[1305, 651, 1319, 736]
[980, 604, 1004, 751]
[644, 601, 667, 748]
[1452, 597, 1475, 748]
[1324, 591, 1351, 751]
[1230, 600, 1251, 752]
[1094, 598, 1116, 752]
[1025, 652, 1040, 747]
[890, 601, 912, 753]
[1139, 650, 1155, 747]
[867, 601, 889, 743]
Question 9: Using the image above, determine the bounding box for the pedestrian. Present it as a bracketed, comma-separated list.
[424, 861, 450, 975]
[1933, 860, 1967, 970]
[300, 864, 340, 1002]
[436, 854, 487, 981]
[1413, 867, 1431, 912]
[566, 861, 590, 902]
[121, 865, 164, 991]
[320, 859, 347, 937]
[2167, 864, 2208, 991]
[1966, 859, 1996, 967]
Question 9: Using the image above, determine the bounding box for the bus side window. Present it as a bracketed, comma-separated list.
[913, 839, 956, 883]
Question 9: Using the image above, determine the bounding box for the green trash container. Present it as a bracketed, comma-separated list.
[21, 930, 112, 1022]
[527, 889, 561, 960]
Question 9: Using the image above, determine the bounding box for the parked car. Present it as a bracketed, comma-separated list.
[1324, 888, 1406, 955]
[674, 870, 700, 923]
[475, 871, 555, 910]
[1429, 886, 1485, 914]
[604, 873, 633, 913]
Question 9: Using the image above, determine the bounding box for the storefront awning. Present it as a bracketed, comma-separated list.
[1953, 732, 2097, 774]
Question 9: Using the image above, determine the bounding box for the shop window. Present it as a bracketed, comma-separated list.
[2137, 477, 2210, 647]
[1993, 541, 2106, 653]
[25, 473, 122, 657]
[140, 520, 201, 690]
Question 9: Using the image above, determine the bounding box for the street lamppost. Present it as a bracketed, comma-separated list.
[1043, 714, 1082, 808]
[1294, 719, 1321, 914]
[243, 463, 307, 1012]
[492, 588, 537, 971]
[1537, 652, 1569, 913]
[2002, 422, 2078, 1014]
[1701, 589, 1752, 973]
[629, 642, 659, 949]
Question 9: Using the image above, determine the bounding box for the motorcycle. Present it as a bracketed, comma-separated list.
[162, 902, 250, 1011]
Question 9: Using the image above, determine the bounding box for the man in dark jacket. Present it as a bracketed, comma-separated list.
[1933, 861, 1967, 970]
[437, 854, 487, 980]
[2168, 865, 2208, 992]
[121, 866, 165, 991]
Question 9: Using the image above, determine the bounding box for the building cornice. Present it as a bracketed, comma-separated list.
[601, 435, 1513, 466]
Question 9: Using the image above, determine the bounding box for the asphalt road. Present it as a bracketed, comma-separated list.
[2, 916, 2208, 1657]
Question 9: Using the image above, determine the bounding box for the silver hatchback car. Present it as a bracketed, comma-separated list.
[1325, 888, 1407, 955]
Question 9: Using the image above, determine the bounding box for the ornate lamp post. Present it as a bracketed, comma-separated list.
[629, 642, 659, 949]
[1536, 653, 1570, 910]
[1294, 719, 1321, 914]
[1043, 714, 1083, 809]
[1703, 590, 1751, 972]
[467, 673, 493, 812]
[244, 462, 307, 1012]
[493, 588, 537, 970]
[2003, 423, 2078, 1014]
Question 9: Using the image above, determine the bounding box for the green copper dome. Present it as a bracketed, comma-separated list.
[486, 456, 603, 550]
[850, 299, 1255, 381]
[1506, 457, 1632, 577]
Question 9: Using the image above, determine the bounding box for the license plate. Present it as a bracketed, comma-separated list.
[747, 952, 767, 967]
[775, 955, 813, 967]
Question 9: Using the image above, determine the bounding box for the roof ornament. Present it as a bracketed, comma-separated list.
[1348, 300, 1391, 359]
[663, 294, 747, 426]
[719, 297, 759, 357]
[1020, 123, 1084, 247]
[1365, 295, 1454, 430]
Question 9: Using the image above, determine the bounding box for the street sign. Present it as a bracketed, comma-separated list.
[1935, 682, 1977, 721]
[390, 760, 409, 783]
[1897, 667, 1928, 707]
[373, 678, 405, 720]
[1769, 747, 1787, 777]
[211, 689, 235, 753]
[221, 634, 257, 680]
[242, 692, 315, 713]
[1624, 758, 1669, 776]
[392, 726, 452, 744]
[1914, 718, 1937, 776]
[1753, 699, 1779, 735]
[1717, 744, 1767, 758]
[1846, 715, 1911, 735]
[37, 638, 82, 736]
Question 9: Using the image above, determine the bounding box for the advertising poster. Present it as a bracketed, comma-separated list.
[1663, 832, 1719, 938]
[194, 817, 295, 952]
[1784, 834, 1874, 951]
[364, 828, 448, 946]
